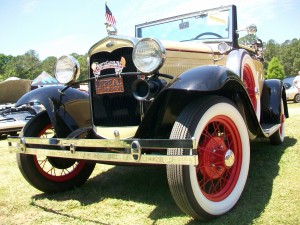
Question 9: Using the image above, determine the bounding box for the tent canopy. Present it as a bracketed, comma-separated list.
[32, 71, 60, 86]
[0, 79, 31, 103]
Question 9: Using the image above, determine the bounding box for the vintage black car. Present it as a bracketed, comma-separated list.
[8, 5, 288, 220]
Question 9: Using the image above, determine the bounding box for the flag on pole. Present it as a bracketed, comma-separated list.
[105, 3, 116, 26]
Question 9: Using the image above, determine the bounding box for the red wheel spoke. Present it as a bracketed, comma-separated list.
[34, 124, 86, 182]
[197, 115, 242, 201]
[47, 167, 55, 176]
[38, 158, 48, 169]
[61, 169, 69, 176]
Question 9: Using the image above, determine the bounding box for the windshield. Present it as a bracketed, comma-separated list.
[136, 7, 232, 42]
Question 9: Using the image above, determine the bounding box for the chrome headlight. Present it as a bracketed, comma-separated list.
[55, 55, 80, 84]
[132, 38, 166, 73]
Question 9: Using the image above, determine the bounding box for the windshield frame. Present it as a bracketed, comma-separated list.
[135, 5, 237, 47]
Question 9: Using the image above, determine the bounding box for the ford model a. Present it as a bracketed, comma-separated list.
[8, 5, 288, 220]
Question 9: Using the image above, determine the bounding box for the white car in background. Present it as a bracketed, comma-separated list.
[284, 76, 300, 103]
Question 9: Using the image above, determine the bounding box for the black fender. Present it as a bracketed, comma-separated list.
[16, 86, 91, 137]
[136, 65, 261, 138]
[261, 79, 289, 124]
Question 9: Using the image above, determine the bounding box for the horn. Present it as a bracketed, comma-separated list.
[132, 79, 150, 101]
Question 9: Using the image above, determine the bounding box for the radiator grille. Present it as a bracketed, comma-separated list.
[89, 48, 140, 126]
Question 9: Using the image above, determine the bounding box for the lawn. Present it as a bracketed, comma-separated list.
[0, 103, 299, 225]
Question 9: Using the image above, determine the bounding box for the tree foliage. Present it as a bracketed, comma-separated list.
[238, 34, 258, 46]
[264, 38, 300, 77]
[266, 57, 285, 80]
[0, 51, 88, 82]
[40, 56, 57, 75]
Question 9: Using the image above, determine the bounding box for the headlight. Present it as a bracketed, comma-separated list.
[132, 38, 166, 73]
[55, 55, 80, 84]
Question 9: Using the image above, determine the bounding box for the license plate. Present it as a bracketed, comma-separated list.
[95, 77, 124, 94]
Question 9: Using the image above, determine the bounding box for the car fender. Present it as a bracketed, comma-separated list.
[136, 65, 261, 138]
[226, 49, 263, 121]
[261, 79, 289, 124]
[168, 65, 238, 91]
[16, 86, 91, 137]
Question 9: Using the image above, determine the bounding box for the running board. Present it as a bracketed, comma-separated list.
[261, 123, 281, 137]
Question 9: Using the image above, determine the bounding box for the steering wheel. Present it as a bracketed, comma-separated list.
[194, 32, 222, 39]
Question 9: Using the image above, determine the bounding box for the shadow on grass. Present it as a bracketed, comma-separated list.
[32, 136, 296, 224]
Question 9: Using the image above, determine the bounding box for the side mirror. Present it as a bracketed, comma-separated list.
[237, 24, 257, 34]
[246, 24, 257, 34]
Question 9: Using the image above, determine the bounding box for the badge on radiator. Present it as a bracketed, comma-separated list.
[91, 57, 126, 76]
[92, 57, 126, 94]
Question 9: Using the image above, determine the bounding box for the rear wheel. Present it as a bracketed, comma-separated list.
[269, 99, 285, 145]
[242, 54, 261, 121]
[17, 111, 95, 193]
[167, 96, 250, 220]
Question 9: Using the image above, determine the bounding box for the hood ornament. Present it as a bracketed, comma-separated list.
[105, 3, 117, 35]
[105, 23, 117, 35]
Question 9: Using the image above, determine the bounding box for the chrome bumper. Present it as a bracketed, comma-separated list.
[7, 137, 198, 165]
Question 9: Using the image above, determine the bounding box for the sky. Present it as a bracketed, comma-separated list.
[0, 0, 299, 60]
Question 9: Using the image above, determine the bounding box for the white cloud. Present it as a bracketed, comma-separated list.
[22, 0, 39, 14]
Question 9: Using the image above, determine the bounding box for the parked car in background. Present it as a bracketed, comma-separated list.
[8, 5, 288, 221]
[0, 78, 35, 137]
[283, 76, 300, 103]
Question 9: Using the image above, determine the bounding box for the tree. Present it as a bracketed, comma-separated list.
[238, 34, 258, 46]
[0, 54, 13, 75]
[3, 55, 25, 80]
[264, 38, 300, 76]
[282, 38, 300, 75]
[266, 57, 285, 80]
[40, 56, 57, 75]
[77, 54, 88, 81]
[22, 50, 41, 79]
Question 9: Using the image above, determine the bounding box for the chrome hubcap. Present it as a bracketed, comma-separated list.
[224, 149, 235, 168]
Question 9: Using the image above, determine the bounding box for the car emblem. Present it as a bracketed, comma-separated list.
[91, 57, 126, 76]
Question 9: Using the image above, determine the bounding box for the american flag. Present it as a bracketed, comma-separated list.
[105, 3, 116, 26]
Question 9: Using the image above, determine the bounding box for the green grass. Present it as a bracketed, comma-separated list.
[0, 103, 299, 225]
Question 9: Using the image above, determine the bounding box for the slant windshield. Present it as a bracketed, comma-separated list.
[136, 6, 233, 43]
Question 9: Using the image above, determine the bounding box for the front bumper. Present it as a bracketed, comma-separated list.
[8, 137, 198, 165]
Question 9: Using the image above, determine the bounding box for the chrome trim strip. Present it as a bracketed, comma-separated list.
[8, 137, 198, 165]
[8, 146, 198, 165]
[8, 137, 196, 149]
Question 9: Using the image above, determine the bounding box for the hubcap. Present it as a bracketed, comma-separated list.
[224, 149, 235, 168]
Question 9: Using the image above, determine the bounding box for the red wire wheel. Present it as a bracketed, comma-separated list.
[167, 96, 250, 220]
[17, 111, 95, 193]
[32, 124, 87, 182]
[269, 99, 286, 145]
[197, 115, 242, 202]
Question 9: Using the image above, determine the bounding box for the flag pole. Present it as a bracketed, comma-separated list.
[104, 2, 117, 35]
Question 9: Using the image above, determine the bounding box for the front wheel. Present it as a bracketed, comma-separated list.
[17, 111, 96, 193]
[167, 96, 250, 220]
